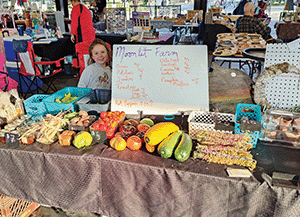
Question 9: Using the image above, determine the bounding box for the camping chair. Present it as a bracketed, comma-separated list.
[72, 40, 111, 78]
[72, 41, 91, 78]
[0, 53, 18, 92]
[13, 39, 65, 98]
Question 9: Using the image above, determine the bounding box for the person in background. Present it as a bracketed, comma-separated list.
[236, 2, 272, 41]
[70, 0, 95, 43]
[78, 39, 112, 89]
[233, 0, 248, 15]
[96, 0, 106, 21]
[254, 1, 268, 19]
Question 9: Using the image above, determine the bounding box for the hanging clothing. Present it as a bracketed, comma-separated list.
[71, 4, 95, 43]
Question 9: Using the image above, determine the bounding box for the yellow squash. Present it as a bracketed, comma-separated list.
[144, 122, 179, 147]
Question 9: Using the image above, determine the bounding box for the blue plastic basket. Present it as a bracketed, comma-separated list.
[43, 87, 92, 114]
[23, 94, 49, 116]
[235, 103, 262, 147]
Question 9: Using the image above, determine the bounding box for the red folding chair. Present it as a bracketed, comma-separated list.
[72, 40, 111, 78]
[13, 40, 66, 98]
[72, 41, 91, 78]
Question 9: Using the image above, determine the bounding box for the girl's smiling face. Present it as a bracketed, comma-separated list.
[91, 44, 108, 68]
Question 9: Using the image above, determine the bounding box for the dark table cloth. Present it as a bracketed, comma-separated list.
[96, 33, 127, 47]
[33, 37, 75, 61]
[276, 22, 300, 40]
[0, 116, 300, 216]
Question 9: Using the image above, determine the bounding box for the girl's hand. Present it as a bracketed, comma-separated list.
[71, 34, 75, 43]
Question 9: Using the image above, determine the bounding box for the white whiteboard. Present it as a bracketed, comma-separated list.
[111, 45, 209, 115]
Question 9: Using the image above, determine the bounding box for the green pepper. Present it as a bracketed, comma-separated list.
[90, 130, 106, 143]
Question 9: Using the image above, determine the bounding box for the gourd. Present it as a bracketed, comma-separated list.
[144, 122, 179, 146]
[73, 131, 93, 148]
[174, 133, 193, 162]
[157, 130, 182, 158]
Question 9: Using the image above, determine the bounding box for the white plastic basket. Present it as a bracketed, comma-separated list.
[188, 110, 235, 139]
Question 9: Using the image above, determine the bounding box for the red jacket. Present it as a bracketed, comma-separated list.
[71, 4, 96, 43]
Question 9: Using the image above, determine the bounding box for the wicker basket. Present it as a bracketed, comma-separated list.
[188, 110, 235, 140]
[0, 193, 40, 217]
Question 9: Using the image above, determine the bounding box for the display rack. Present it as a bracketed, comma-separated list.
[265, 73, 300, 110]
[105, 8, 126, 32]
[264, 41, 300, 68]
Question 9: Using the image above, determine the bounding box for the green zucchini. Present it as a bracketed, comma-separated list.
[157, 130, 183, 158]
[174, 133, 193, 162]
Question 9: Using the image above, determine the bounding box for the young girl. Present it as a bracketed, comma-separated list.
[77, 39, 112, 89]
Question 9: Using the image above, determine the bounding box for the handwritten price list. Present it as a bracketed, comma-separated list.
[112, 45, 209, 114]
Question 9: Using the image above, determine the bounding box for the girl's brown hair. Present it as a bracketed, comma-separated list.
[87, 38, 112, 68]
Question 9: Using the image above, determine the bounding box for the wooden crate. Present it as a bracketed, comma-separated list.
[0, 193, 40, 217]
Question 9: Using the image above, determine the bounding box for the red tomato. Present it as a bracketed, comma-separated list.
[100, 111, 107, 119]
[98, 119, 105, 125]
[110, 121, 118, 128]
[126, 136, 142, 150]
[106, 127, 117, 139]
[120, 111, 126, 119]
[93, 123, 100, 131]
[119, 124, 137, 137]
[136, 124, 150, 133]
[135, 131, 145, 143]
[114, 132, 125, 138]
[109, 136, 127, 151]
[99, 125, 107, 131]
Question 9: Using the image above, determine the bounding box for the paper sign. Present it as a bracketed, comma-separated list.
[111, 45, 209, 115]
[5, 132, 20, 146]
[226, 168, 252, 178]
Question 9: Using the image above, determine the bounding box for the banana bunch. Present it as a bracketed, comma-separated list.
[144, 122, 193, 162]
[55, 92, 78, 104]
